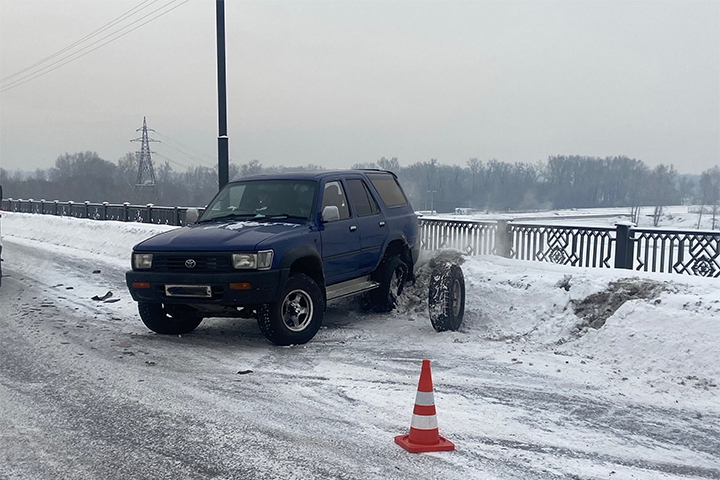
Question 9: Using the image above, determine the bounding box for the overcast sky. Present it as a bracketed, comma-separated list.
[1, 0, 718, 174]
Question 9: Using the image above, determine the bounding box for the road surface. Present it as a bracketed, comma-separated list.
[1, 238, 718, 480]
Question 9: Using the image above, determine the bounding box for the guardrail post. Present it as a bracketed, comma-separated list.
[614, 222, 635, 270]
[495, 219, 513, 258]
[29, 199, 34, 213]
[123, 202, 130, 222]
[146, 204, 154, 224]
[53, 200, 59, 215]
[84, 200, 90, 218]
[102, 202, 109, 220]
[173, 206, 180, 226]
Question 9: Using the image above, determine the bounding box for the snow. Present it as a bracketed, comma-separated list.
[4, 209, 718, 406]
[1, 210, 719, 478]
[3, 210, 719, 406]
[431, 205, 720, 231]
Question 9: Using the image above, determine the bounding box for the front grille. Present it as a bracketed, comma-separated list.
[153, 254, 233, 272]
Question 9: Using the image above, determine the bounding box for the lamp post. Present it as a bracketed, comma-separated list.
[216, 0, 229, 190]
[427, 190, 436, 213]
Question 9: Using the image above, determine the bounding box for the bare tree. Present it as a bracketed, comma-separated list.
[698, 166, 720, 229]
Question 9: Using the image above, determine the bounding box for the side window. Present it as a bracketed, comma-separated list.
[366, 173, 408, 208]
[347, 179, 379, 217]
[321, 181, 350, 221]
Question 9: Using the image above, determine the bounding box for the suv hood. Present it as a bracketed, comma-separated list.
[134, 221, 306, 252]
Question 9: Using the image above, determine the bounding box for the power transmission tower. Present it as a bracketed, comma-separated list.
[131, 116, 159, 190]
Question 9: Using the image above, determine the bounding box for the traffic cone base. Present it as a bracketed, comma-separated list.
[394, 433, 455, 453]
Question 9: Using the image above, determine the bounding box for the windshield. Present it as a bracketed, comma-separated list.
[199, 179, 318, 223]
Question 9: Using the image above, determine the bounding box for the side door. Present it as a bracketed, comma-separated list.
[319, 179, 362, 285]
[345, 177, 387, 273]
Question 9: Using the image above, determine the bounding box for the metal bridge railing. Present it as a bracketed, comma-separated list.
[418, 216, 718, 278]
[1, 198, 204, 227]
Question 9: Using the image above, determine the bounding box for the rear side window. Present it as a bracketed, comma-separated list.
[347, 179, 379, 217]
[366, 173, 408, 208]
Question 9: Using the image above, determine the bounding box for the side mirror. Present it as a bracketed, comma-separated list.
[321, 205, 340, 223]
[185, 207, 199, 225]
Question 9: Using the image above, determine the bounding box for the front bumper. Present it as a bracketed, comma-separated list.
[126, 268, 285, 305]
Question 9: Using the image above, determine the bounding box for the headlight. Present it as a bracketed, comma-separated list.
[232, 253, 256, 269]
[232, 250, 273, 270]
[133, 253, 153, 269]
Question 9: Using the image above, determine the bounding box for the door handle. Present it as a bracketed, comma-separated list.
[349, 225, 357, 231]
[379, 221, 386, 227]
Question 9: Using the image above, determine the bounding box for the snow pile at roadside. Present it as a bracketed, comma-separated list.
[4, 210, 719, 406]
[462, 258, 719, 390]
[403, 251, 720, 406]
[2, 212, 175, 261]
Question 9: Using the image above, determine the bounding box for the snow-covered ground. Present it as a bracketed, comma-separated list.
[431, 205, 720, 231]
[1, 210, 719, 479]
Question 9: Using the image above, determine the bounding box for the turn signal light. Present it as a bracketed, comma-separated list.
[229, 282, 251, 290]
[132, 282, 151, 289]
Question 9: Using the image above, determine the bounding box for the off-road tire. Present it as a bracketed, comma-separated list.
[257, 273, 325, 346]
[138, 302, 203, 334]
[369, 255, 409, 313]
[429, 263, 465, 332]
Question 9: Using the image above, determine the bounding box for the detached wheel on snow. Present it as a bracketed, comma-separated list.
[369, 255, 409, 313]
[257, 273, 325, 346]
[429, 263, 465, 332]
[138, 302, 203, 334]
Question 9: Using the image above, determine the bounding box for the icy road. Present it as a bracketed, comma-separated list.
[1, 212, 719, 480]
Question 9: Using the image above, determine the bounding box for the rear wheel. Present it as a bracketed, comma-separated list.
[369, 255, 408, 313]
[138, 302, 203, 334]
[257, 273, 325, 346]
[429, 264, 465, 332]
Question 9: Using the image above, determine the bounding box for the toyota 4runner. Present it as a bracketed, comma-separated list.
[126, 170, 419, 345]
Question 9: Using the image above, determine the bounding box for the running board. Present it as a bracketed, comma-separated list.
[326, 277, 380, 301]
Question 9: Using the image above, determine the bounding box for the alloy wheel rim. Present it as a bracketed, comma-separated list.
[281, 289, 314, 332]
[390, 267, 404, 299]
[451, 278, 462, 317]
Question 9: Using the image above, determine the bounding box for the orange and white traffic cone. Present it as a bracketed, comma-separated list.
[394, 359, 455, 453]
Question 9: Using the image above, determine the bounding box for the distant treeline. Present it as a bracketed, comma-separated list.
[1, 151, 718, 214]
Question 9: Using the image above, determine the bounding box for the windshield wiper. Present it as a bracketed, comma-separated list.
[267, 213, 308, 220]
[197, 213, 265, 223]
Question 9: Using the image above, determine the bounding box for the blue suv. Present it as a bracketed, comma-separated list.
[126, 170, 419, 345]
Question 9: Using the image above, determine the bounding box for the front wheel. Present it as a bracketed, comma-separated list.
[257, 274, 325, 346]
[429, 264, 465, 332]
[138, 302, 203, 334]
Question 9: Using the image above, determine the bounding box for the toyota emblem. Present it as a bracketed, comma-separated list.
[185, 259, 197, 269]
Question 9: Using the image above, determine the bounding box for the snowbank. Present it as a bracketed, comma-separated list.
[3, 212, 175, 261]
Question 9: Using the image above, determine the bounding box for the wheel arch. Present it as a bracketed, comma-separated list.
[278, 246, 325, 297]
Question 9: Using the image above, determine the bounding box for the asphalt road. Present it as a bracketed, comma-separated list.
[1, 239, 719, 480]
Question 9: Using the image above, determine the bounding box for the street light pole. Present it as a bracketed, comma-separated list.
[216, 0, 229, 190]
[427, 190, 436, 213]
